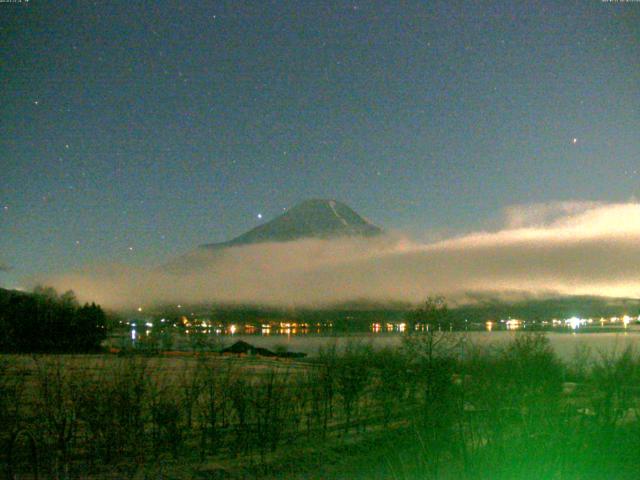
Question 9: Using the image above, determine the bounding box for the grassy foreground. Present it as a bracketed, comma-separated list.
[2, 333, 640, 479]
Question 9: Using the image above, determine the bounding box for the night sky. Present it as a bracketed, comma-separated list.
[1, 0, 639, 290]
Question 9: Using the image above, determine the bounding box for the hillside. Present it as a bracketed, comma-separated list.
[200, 199, 382, 249]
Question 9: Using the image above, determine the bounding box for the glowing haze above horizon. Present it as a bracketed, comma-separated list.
[1, 1, 639, 306]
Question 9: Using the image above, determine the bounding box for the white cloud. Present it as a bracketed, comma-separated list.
[502, 201, 602, 229]
[45, 201, 640, 309]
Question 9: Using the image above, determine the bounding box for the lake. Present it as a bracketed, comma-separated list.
[208, 328, 640, 361]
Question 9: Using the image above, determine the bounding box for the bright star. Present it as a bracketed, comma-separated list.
[257, 213, 263, 219]
[572, 138, 578, 144]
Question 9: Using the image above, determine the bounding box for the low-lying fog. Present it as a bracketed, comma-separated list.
[48, 201, 640, 309]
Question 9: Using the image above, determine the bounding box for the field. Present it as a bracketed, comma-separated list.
[3, 333, 640, 479]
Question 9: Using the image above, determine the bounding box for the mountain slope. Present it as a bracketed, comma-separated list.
[200, 199, 382, 249]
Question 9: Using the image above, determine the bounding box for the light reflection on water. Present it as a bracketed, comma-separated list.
[122, 319, 640, 361]
[132, 329, 640, 361]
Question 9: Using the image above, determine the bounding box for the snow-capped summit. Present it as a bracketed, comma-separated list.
[200, 199, 382, 249]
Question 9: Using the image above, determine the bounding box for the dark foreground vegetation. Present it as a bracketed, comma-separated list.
[0, 287, 107, 353]
[2, 331, 640, 479]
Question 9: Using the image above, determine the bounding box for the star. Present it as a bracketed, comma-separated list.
[33, 100, 39, 105]
[257, 213, 263, 219]
[572, 138, 578, 144]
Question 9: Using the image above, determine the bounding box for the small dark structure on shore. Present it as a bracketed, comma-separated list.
[221, 340, 306, 358]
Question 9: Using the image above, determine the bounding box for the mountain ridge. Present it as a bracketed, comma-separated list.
[200, 199, 382, 249]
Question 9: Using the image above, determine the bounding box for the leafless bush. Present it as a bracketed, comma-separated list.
[32, 356, 81, 477]
[590, 345, 640, 428]
[150, 386, 183, 456]
[371, 347, 410, 427]
[229, 374, 251, 456]
[197, 360, 235, 456]
[334, 341, 373, 433]
[178, 358, 206, 430]
[0, 357, 26, 447]
[252, 368, 291, 462]
[75, 356, 150, 467]
[313, 344, 339, 439]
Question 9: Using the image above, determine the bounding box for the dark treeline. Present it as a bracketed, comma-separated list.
[155, 303, 406, 328]
[0, 286, 107, 353]
[148, 295, 640, 331]
[452, 294, 640, 322]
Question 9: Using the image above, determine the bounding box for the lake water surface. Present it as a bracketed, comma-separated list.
[222, 329, 640, 361]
